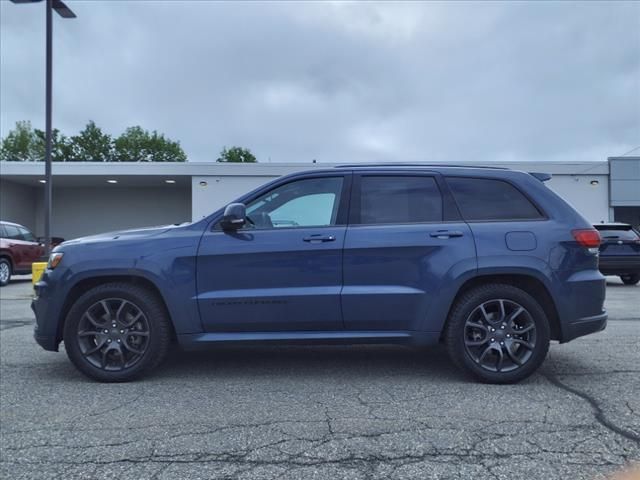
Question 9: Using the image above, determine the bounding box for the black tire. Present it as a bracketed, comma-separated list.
[63, 282, 171, 382]
[620, 274, 640, 286]
[444, 283, 550, 384]
[0, 258, 11, 287]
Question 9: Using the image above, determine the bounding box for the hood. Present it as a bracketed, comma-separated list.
[59, 223, 189, 247]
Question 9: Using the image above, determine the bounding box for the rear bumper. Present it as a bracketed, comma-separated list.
[562, 311, 608, 343]
[598, 256, 640, 275]
[555, 269, 607, 343]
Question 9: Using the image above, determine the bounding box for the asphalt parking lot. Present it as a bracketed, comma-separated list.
[1, 277, 638, 479]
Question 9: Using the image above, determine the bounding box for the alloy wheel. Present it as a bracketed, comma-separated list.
[76, 298, 151, 371]
[463, 299, 537, 373]
[0, 262, 10, 284]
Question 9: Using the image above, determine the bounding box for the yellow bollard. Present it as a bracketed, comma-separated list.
[32, 262, 47, 285]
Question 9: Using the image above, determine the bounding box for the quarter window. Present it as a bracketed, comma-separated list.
[446, 177, 543, 221]
[244, 177, 344, 229]
[358, 176, 443, 224]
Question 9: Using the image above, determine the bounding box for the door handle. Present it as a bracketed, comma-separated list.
[303, 235, 336, 243]
[430, 230, 463, 239]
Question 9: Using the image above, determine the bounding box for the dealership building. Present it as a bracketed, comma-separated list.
[0, 157, 639, 240]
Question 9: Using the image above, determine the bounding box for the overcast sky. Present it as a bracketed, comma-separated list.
[1, 0, 639, 163]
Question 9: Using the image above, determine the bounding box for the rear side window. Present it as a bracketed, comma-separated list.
[0, 224, 6, 238]
[3, 224, 22, 240]
[446, 177, 543, 221]
[358, 176, 443, 224]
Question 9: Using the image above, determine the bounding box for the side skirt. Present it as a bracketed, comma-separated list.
[177, 330, 440, 350]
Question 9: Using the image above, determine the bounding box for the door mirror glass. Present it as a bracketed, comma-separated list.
[221, 203, 247, 231]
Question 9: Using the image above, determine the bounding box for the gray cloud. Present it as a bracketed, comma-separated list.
[1, 0, 639, 163]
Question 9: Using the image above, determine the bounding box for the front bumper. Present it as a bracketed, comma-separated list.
[32, 274, 64, 352]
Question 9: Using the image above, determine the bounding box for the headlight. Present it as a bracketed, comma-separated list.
[48, 252, 64, 269]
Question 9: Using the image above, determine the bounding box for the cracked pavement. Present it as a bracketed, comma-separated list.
[1, 277, 638, 479]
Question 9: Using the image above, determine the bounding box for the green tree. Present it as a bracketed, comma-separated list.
[0, 121, 38, 161]
[0, 121, 73, 162]
[217, 146, 257, 163]
[114, 126, 186, 162]
[69, 120, 113, 162]
[1, 121, 187, 162]
[33, 128, 73, 162]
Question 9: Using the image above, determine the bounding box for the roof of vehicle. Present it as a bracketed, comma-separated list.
[329, 163, 551, 181]
[0, 220, 23, 227]
[336, 163, 510, 170]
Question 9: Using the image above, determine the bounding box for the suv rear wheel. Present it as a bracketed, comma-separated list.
[620, 274, 640, 286]
[0, 258, 11, 287]
[63, 283, 171, 382]
[445, 283, 550, 384]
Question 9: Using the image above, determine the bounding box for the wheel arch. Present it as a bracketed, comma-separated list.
[442, 273, 561, 341]
[0, 251, 14, 269]
[56, 274, 177, 345]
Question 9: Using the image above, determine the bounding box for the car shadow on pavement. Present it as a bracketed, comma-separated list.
[151, 344, 466, 383]
[35, 344, 471, 383]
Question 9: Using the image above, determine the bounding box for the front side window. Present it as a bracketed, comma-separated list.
[18, 227, 36, 242]
[244, 177, 344, 229]
[358, 176, 443, 225]
[446, 177, 543, 221]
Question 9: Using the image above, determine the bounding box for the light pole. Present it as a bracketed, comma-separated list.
[10, 0, 76, 256]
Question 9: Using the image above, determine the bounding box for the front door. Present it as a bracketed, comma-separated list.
[196, 174, 350, 332]
[342, 173, 476, 332]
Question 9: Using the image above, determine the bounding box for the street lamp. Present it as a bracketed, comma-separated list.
[10, 0, 76, 256]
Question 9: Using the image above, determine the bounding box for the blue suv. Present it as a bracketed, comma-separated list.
[32, 165, 607, 383]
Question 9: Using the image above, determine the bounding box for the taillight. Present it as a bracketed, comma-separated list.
[572, 229, 601, 248]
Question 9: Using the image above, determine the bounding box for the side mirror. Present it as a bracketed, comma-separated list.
[220, 203, 247, 231]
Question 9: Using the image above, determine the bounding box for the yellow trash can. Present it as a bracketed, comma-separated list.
[32, 262, 47, 285]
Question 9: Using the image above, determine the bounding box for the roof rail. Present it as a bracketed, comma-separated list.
[335, 163, 509, 170]
[529, 172, 552, 182]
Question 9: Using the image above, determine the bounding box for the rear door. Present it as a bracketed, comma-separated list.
[341, 172, 476, 332]
[196, 173, 351, 332]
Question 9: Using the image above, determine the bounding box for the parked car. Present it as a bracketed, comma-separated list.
[0, 221, 46, 287]
[594, 223, 640, 285]
[32, 165, 607, 383]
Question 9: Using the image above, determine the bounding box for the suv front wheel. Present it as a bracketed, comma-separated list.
[445, 284, 550, 384]
[63, 283, 172, 382]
